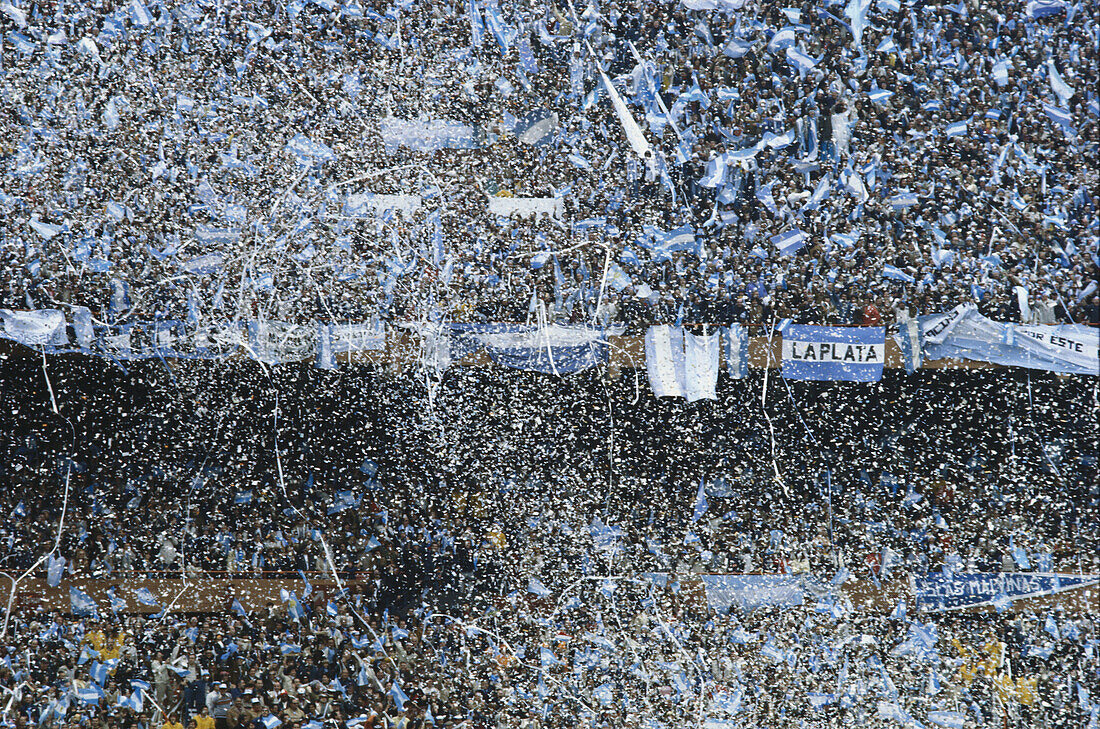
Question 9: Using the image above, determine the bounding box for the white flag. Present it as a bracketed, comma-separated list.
[683, 330, 719, 402]
[645, 325, 686, 398]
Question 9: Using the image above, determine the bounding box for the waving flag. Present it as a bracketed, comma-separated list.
[882, 265, 915, 283]
[1046, 59, 1074, 104]
[786, 46, 817, 75]
[513, 110, 558, 145]
[691, 479, 708, 522]
[927, 711, 966, 729]
[945, 120, 968, 137]
[47, 554, 66, 587]
[528, 578, 552, 598]
[70, 587, 98, 617]
[389, 681, 409, 712]
[468, 0, 483, 46]
[771, 229, 807, 257]
[845, 0, 872, 47]
[286, 134, 336, 166]
[76, 685, 104, 705]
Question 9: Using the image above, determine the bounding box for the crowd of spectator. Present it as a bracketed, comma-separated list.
[2, 349, 1097, 726]
[1, 0, 1098, 726]
[1, 0, 1097, 333]
[2, 586, 1097, 728]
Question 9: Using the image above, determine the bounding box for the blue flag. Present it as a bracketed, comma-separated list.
[70, 587, 98, 617]
[725, 324, 749, 379]
[691, 479, 708, 522]
[468, 0, 483, 46]
[389, 681, 409, 712]
[771, 228, 807, 257]
[47, 554, 66, 587]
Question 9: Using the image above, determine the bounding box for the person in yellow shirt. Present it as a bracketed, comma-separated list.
[84, 622, 107, 657]
[163, 714, 184, 729]
[195, 707, 216, 729]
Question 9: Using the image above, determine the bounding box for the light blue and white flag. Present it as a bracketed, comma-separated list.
[134, 588, 159, 606]
[724, 324, 748, 379]
[782, 326, 886, 382]
[897, 319, 922, 374]
[76, 685, 104, 705]
[691, 479, 708, 522]
[449, 323, 608, 375]
[71, 306, 94, 349]
[845, 0, 872, 47]
[926, 711, 966, 729]
[90, 661, 109, 685]
[328, 490, 360, 515]
[130, 1, 154, 27]
[771, 229, 807, 257]
[786, 46, 817, 75]
[468, 0, 483, 46]
[700, 154, 727, 188]
[768, 28, 796, 53]
[921, 308, 1099, 375]
[867, 84, 894, 104]
[528, 578, 552, 598]
[945, 120, 968, 137]
[286, 134, 336, 166]
[1027, 0, 1066, 17]
[180, 253, 223, 276]
[1044, 104, 1075, 134]
[0, 308, 66, 346]
[888, 191, 919, 209]
[882, 265, 914, 283]
[316, 324, 335, 370]
[1046, 59, 1075, 105]
[389, 681, 409, 711]
[481, 1, 513, 51]
[513, 109, 558, 145]
[70, 586, 98, 617]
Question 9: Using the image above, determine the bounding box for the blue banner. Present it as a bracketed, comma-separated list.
[781, 326, 886, 382]
[915, 572, 1099, 612]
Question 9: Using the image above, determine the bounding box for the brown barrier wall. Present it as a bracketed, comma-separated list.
[18, 574, 1098, 616]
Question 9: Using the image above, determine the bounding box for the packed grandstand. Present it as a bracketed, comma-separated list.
[1, 0, 1098, 728]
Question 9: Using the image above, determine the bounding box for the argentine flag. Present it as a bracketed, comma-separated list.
[771, 229, 807, 257]
[725, 324, 749, 379]
[945, 120, 968, 137]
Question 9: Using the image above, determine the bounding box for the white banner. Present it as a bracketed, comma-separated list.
[344, 193, 422, 219]
[921, 303, 975, 345]
[330, 322, 385, 353]
[684, 330, 719, 402]
[487, 196, 563, 219]
[645, 325, 687, 398]
[0, 308, 67, 346]
[1014, 324, 1099, 374]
